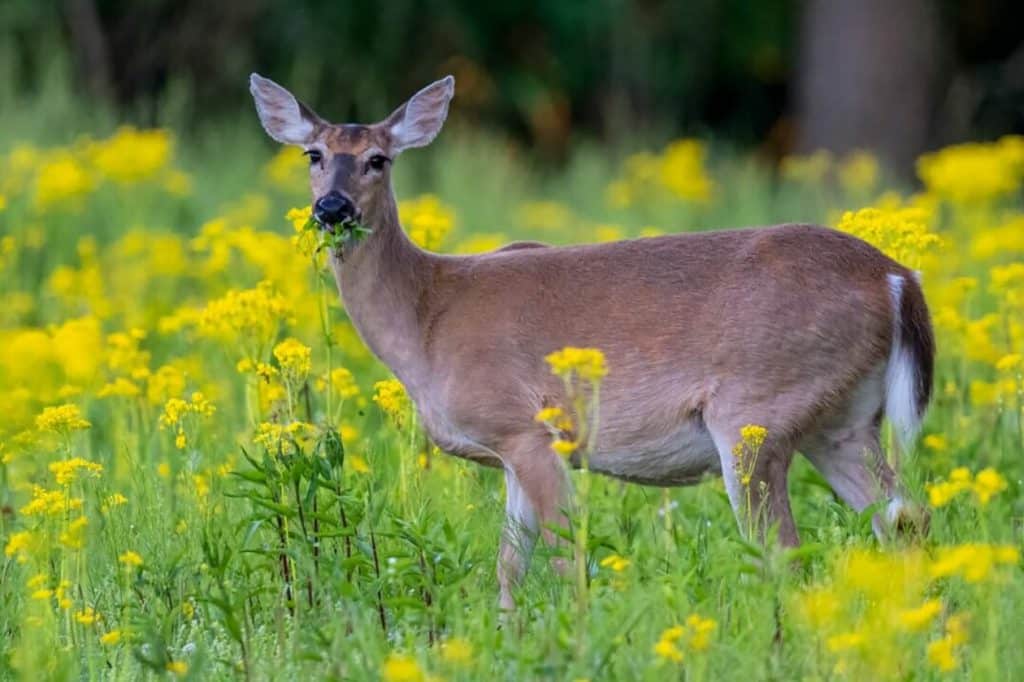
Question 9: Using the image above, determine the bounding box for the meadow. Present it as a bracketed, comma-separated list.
[1, 77, 1023, 681]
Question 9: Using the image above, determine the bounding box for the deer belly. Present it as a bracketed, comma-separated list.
[587, 420, 720, 486]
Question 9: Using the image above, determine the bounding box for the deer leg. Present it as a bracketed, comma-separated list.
[498, 467, 538, 611]
[496, 434, 571, 609]
[801, 422, 924, 540]
[708, 424, 799, 547]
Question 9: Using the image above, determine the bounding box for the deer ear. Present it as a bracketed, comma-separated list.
[384, 75, 455, 154]
[249, 73, 321, 145]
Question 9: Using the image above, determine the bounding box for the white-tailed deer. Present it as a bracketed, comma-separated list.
[250, 73, 935, 609]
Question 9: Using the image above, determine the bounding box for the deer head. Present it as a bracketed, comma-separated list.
[249, 73, 455, 249]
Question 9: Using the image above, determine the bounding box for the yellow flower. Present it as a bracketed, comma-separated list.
[49, 457, 104, 486]
[439, 638, 473, 665]
[653, 638, 684, 664]
[917, 136, 1024, 204]
[826, 631, 864, 653]
[348, 455, 371, 474]
[31, 588, 54, 601]
[35, 404, 91, 433]
[684, 614, 717, 652]
[973, 467, 1008, 505]
[551, 439, 578, 457]
[373, 379, 411, 427]
[266, 148, 307, 189]
[4, 530, 34, 563]
[534, 406, 565, 423]
[898, 599, 942, 631]
[100, 629, 122, 645]
[737, 424, 767, 452]
[797, 587, 839, 628]
[930, 543, 1019, 582]
[102, 493, 129, 509]
[923, 434, 948, 452]
[119, 550, 144, 567]
[87, 127, 172, 183]
[98, 377, 141, 398]
[75, 607, 98, 625]
[329, 367, 360, 399]
[34, 152, 95, 209]
[599, 554, 631, 572]
[59, 516, 89, 549]
[273, 337, 312, 382]
[996, 353, 1022, 372]
[381, 653, 425, 682]
[20, 485, 82, 516]
[545, 347, 608, 382]
[166, 660, 188, 676]
[837, 206, 941, 270]
[399, 194, 455, 251]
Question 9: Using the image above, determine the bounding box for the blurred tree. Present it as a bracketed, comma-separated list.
[794, 0, 941, 174]
[0, 0, 1020, 165]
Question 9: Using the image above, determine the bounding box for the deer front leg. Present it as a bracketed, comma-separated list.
[498, 468, 538, 610]
[497, 434, 572, 610]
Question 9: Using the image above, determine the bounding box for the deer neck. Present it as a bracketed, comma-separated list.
[331, 193, 432, 392]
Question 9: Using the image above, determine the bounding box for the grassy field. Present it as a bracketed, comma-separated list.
[1, 79, 1023, 681]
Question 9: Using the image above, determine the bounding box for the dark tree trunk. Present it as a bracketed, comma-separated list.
[795, 0, 943, 175]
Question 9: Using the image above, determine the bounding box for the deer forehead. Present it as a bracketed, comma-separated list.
[320, 124, 385, 155]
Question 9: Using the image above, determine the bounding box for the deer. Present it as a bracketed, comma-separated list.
[249, 73, 935, 610]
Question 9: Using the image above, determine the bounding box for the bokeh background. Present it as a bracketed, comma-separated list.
[3, 0, 1023, 173]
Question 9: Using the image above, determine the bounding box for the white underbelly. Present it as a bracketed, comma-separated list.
[587, 419, 721, 486]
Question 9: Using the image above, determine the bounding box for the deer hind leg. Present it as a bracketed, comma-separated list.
[706, 420, 799, 547]
[800, 418, 924, 540]
[799, 368, 925, 540]
[497, 433, 571, 610]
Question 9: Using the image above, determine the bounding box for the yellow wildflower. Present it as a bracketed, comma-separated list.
[381, 653, 425, 682]
[273, 337, 312, 382]
[75, 607, 98, 625]
[166, 661, 188, 676]
[100, 629, 122, 645]
[49, 457, 103, 486]
[599, 554, 631, 572]
[545, 347, 608, 382]
[373, 379, 411, 427]
[35, 404, 91, 433]
[4, 530, 34, 563]
[87, 127, 172, 183]
[898, 599, 942, 631]
[399, 194, 455, 251]
[119, 550, 144, 567]
[59, 516, 89, 549]
[439, 638, 473, 665]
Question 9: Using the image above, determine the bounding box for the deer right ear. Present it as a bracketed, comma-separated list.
[384, 75, 455, 155]
[249, 73, 320, 145]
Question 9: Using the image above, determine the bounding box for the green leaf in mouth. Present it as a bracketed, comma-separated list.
[302, 215, 373, 253]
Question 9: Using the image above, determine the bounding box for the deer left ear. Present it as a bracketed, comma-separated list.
[384, 76, 455, 155]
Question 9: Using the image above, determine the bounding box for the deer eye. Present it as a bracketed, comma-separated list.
[304, 149, 323, 165]
[366, 154, 389, 173]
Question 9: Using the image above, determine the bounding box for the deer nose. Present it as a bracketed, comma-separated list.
[314, 191, 357, 226]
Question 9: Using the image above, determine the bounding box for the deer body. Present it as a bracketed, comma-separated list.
[251, 73, 935, 610]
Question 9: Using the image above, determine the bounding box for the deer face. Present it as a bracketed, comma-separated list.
[249, 74, 454, 233]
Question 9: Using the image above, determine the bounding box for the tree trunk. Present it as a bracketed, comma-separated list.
[795, 0, 943, 175]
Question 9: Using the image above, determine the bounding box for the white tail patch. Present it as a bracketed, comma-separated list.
[884, 273, 921, 449]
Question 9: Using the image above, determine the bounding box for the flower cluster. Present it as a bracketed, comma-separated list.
[926, 466, 1008, 508]
[653, 614, 718, 663]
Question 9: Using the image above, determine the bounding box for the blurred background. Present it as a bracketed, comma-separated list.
[2, 0, 1023, 176]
